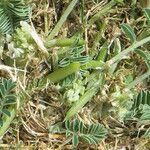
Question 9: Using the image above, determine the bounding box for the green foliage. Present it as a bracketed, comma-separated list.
[64, 81, 85, 102]
[59, 45, 89, 67]
[132, 91, 150, 111]
[0, 0, 30, 34]
[65, 86, 99, 120]
[145, 9, 150, 26]
[64, 36, 108, 119]
[125, 79, 150, 139]
[121, 23, 136, 43]
[143, 127, 150, 138]
[42, 62, 81, 84]
[135, 49, 150, 69]
[3, 24, 38, 66]
[49, 119, 107, 147]
[13, 27, 36, 53]
[10, 25, 37, 61]
[0, 78, 16, 126]
[1, 0, 150, 147]
[46, 38, 85, 48]
[140, 104, 150, 121]
[119, 90, 150, 121]
[65, 119, 107, 146]
[96, 42, 108, 61]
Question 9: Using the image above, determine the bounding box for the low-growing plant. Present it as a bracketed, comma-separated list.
[49, 119, 107, 147]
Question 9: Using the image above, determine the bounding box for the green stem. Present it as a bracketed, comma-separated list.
[46, 0, 78, 41]
[126, 70, 150, 90]
[65, 74, 104, 120]
[65, 86, 99, 120]
[42, 62, 80, 83]
[108, 36, 150, 65]
[45, 38, 85, 48]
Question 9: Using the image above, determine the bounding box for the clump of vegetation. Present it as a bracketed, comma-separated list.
[0, 0, 150, 149]
[0, 0, 30, 34]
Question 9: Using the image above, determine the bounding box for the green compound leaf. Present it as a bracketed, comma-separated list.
[64, 119, 107, 147]
[0, 0, 30, 34]
[49, 119, 108, 147]
[140, 104, 150, 121]
[0, 78, 16, 127]
[132, 91, 150, 110]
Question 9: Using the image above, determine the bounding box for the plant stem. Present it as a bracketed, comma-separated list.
[46, 0, 78, 41]
[65, 73, 104, 120]
[65, 86, 99, 120]
[108, 36, 150, 65]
